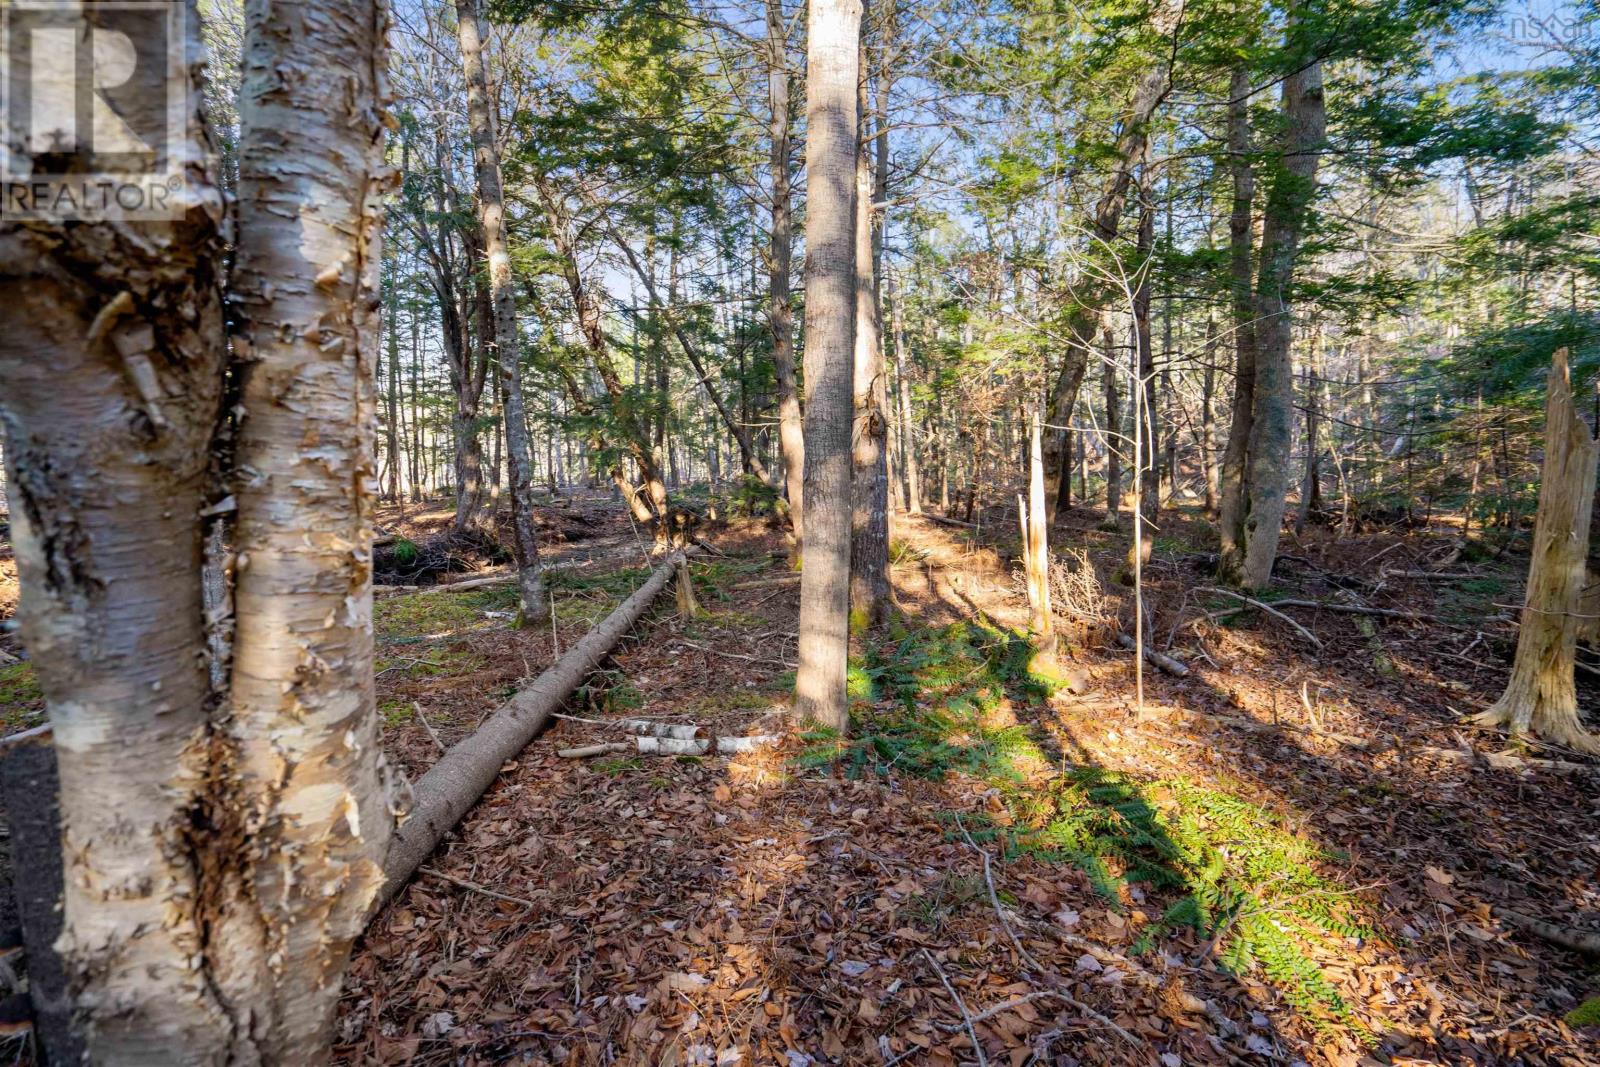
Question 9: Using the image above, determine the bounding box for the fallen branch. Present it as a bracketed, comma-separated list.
[378, 552, 685, 907]
[1268, 598, 1422, 621]
[558, 734, 781, 758]
[1195, 587, 1323, 648]
[921, 948, 988, 1067]
[1494, 907, 1600, 956]
[1115, 632, 1189, 677]
[677, 639, 796, 669]
[923, 513, 979, 530]
[418, 866, 539, 910]
[557, 741, 630, 759]
[552, 713, 704, 740]
[412, 702, 445, 755]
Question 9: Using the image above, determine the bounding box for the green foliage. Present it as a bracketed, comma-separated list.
[379, 699, 413, 727]
[0, 662, 43, 729]
[391, 537, 420, 566]
[800, 616, 1382, 1045]
[1565, 997, 1600, 1028]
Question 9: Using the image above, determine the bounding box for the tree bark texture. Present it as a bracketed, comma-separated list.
[1476, 350, 1600, 752]
[850, 88, 891, 629]
[220, 1, 402, 1059]
[1216, 65, 1257, 583]
[0, 733, 83, 1065]
[767, 0, 806, 544]
[1240, 45, 1325, 590]
[0, 4, 232, 1057]
[455, 0, 547, 622]
[795, 0, 862, 730]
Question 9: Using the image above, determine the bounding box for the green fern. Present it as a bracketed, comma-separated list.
[793, 616, 1382, 1047]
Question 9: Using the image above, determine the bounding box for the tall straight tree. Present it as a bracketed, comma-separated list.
[767, 0, 805, 545]
[455, 0, 548, 622]
[850, 23, 891, 628]
[1241, 31, 1326, 590]
[795, 0, 862, 730]
[1216, 64, 1258, 582]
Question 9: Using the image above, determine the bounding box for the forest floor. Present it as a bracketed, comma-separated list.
[1, 492, 1598, 1066]
[327, 490, 1599, 1067]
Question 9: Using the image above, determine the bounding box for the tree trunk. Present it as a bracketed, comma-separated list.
[456, 0, 548, 622]
[1103, 326, 1123, 526]
[221, 0, 401, 1057]
[795, 0, 862, 731]
[767, 0, 805, 544]
[1200, 314, 1221, 516]
[0, 733, 81, 1065]
[891, 270, 923, 513]
[1129, 185, 1158, 570]
[1476, 350, 1600, 752]
[0, 4, 234, 1057]
[1041, 3, 1180, 517]
[1216, 65, 1257, 582]
[1240, 36, 1325, 590]
[536, 179, 669, 529]
[1021, 414, 1056, 666]
[850, 67, 891, 629]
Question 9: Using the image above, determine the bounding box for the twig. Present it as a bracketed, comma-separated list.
[921, 948, 988, 1067]
[1196, 586, 1323, 648]
[677, 640, 796, 668]
[412, 702, 445, 755]
[954, 819, 1146, 1051]
[418, 866, 538, 909]
[377, 657, 441, 677]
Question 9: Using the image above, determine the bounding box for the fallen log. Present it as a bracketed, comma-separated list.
[378, 552, 684, 906]
[923, 513, 979, 530]
[1114, 632, 1190, 677]
[551, 713, 704, 740]
[558, 734, 783, 758]
[1495, 907, 1600, 956]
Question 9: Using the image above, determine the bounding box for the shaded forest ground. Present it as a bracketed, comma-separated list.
[0, 491, 1596, 1064]
[307, 490, 1599, 1067]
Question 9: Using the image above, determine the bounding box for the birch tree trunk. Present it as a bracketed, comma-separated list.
[455, 0, 547, 622]
[220, 0, 401, 1057]
[796, 0, 862, 730]
[850, 62, 891, 629]
[1240, 42, 1325, 590]
[767, 0, 806, 546]
[0, 6, 233, 1057]
[1476, 350, 1600, 752]
[1216, 65, 1257, 583]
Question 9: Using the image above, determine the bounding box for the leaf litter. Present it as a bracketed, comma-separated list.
[338, 500, 1600, 1066]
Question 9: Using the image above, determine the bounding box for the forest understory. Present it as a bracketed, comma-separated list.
[70, 491, 1584, 1067]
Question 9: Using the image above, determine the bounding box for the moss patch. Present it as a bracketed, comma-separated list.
[0, 662, 44, 729]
